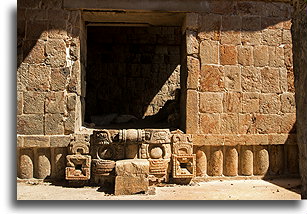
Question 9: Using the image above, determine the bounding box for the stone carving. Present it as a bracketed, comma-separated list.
[140, 143, 172, 159]
[119, 129, 145, 143]
[171, 134, 193, 144]
[92, 159, 115, 176]
[65, 155, 91, 180]
[139, 143, 149, 159]
[149, 159, 169, 174]
[68, 134, 90, 155]
[172, 154, 196, 178]
[145, 129, 171, 144]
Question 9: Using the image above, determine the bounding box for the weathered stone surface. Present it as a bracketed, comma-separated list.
[17, 63, 28, 91]
[115, 175, 149, 195]
[184, 13, 199, 30]
[44, 114, 64, 135]
[23, 136, 50, 148]
[262, 29, 282, 46]
[45, 92, 65, 114]
[253, 46, 269, 67]
[35, 148, 51, 179]
[193, 134, 224, 146]
[18, 148, 34, 179]
[268, 46, 284, 68]
[253, 146, 269, 175]
[261, 67, 280, 93]
[223, 92, 242, 113]
[45, 39, 67, 67]
[209, 146, 223, 176]
[196, 149, 207, 176]
[23, 39, 45, 64]
[238, 46, 253, 66]
[23, 91, 45, 114]
[220, 31, 241, 45]
[220, 45, 237, 65]
[198, 14, 221, 41]
[186, 30, 198, 55]
[64, 111, 76, 134]
[17, 92, 23, 115]
[255, 114, 281, 134]
[240, 146, 253, 176]
[241, 31, 261, 46]
[17, 114, 44, 135]
[200, 65, 224, 92]
[242, 92, 259, 113]
[51, 148, 67, 180]
[50, 136, 71, 147]
[199, 92, 223, 113]
[66, 93, 77, 111]
[259, 93, 281, 114]
[50, 67, 70, 91]
[269, 145, 284, 175]
[172, 154, 196, 178]
[242, 16, 261, 31]
[224, 65, 241, 92]
[241, 66, 261, 92]
[116, 159, 149, 176]
[200, 113, 220, 134]
[280, 93, 296, 113]
[27, 64, 51, 91]
[25, 20, 48, 40]
[280, 113, 296, 133]
[224, 147, 238, 176]
[238, 114, 256, 134]
[186, 90, 199, 134]
[220, 113, 239, 134]
[199, 40, 219, 64]
[280, 68, 289, 92]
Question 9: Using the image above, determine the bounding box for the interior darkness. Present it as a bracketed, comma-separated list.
[85, 26, 182, 129]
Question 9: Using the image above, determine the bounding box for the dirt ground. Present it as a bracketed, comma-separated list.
[17, 178, 301, 200]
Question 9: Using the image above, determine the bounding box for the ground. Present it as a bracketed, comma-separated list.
[17, 178, 301, 200]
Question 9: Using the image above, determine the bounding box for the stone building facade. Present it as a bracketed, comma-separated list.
[17, 0, 299, 193]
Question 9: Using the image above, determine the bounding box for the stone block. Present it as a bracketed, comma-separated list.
[238, 114, 257, 134]
[35, 148, 51, 179]
[261, 17, 284, 30]
[66, 155, 91, 180]
[245, 134, 268, 146]
[27, 64, 51, 92]
[262, 29, 282, 46]
[224, 146, 238, 176]
[184, 13, 199, 30]
[200, 113, 220, 134]
[116, 159, 149, 177]
[199, 92, 223, 113]
[200, 65, 224, 92]
[115, 175, 149, 195]
[23, 91, 45, 114]
[25, 20, 48, 40]
[259, 93, 281, 114]
[253, 46, 269, 67]
[237, 1, 263, 16]
[265, 2, 291, 18]
[186, 30, 198, 55]
[209, 146, 223, 176]
[208, 1, 236, 15]
[221, 16, 241, 31]
[186, 90, 199, 134]
[242, 92, 260, 113]
[17, 92, 23, 115]
[280, 68, 289, 92]
[242, 17, 261, 31]
[17, 136, 24, 147]
[44, 114, 64, 135]
[268, 46, 284, 68]
[241, 66, 261, 92]
[220, 31, 241, 45]
[284, 44, 293, 68]
[280, 113, 296, 133]
[281, 93, 296, 113]
[23, 136, 50, 148]
[283, 20, 292, 30]
[17, 114, 44, 135]
[287, 67, 295, 93]
[196, 149, 207, 176]
[68, 61, 81, 95]
[240, 146, 253, 176]
[48, 21, 67, 39]
[193, 134, 224, 146]
[261, 67, 280, 93]
[45, 92, 65, 114]
[224, 65, 241, 92]
[268, 134, 290, 145]
[64, 111, 76, 134]
[51, 148, 67, 180]
[45, 39, 67, 67]
[18, 148, 34, 179]
[198, 14, 221, 41]
[253, 146, 269, 175]
[23, 39, 45, 64]
[241, 31, 262, 46]
[199, 40, 219, 64]
[186, 56, 200, 89]
[286, 145, 299, 174]
[255, 114, 281, 134]
[50, 67, 70, 91]
[50, 136, 71, 147]
[17, 63, 28, 91]
[223, 92, 242, 113]
[238, 46, 253, 66]
[220, 45, 237, 65]
[282, 30, 292, 44]
[220, 113, 239, 134]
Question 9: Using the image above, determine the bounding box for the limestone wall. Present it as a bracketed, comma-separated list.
[16, 0, 298, 181]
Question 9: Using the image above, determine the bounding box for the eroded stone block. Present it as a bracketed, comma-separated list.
[172, 154, 196, 178]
